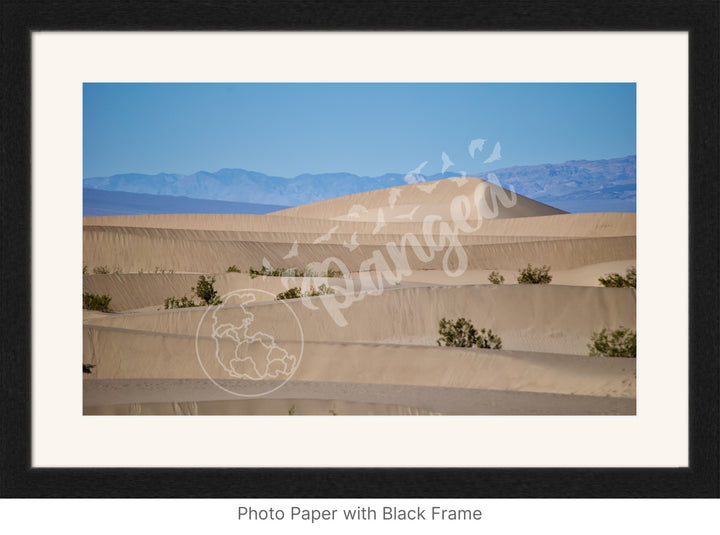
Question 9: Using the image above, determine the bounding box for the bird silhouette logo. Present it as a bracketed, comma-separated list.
[468, 138, 486, 159]
[283, 240, 299, 260]
[372, 208, 387, 234]
[395, 206, 420, 220]
[346, 204, 368, 219]
[451, 174, 469, 187]
[441, 152, 455, 173]
[261, 257, 274, 273]
[388, 188, 402, 208]
[417, 182, 439, 194]
[313, 225, 339, 244]
[404, 161, 428, 184]
[483, 142, 502, 164]
[343, 231, 360, 251]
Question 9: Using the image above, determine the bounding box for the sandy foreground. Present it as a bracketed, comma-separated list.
[83, 177, 636, 415]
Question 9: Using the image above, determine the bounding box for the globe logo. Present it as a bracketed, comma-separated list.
[195, 288, 304, 397]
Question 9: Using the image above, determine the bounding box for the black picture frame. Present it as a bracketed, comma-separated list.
[1, 0, 718, 498]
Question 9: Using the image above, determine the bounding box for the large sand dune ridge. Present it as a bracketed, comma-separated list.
[275, 176, 567, 220]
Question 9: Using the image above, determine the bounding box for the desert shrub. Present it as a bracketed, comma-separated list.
[192, 275, 222, 305]
[226, 265, 242, 273]
[164, 296, 199, 309]
[276, 287, 303, 300]
[83, 292, 112, 312]
[437, 317, 478, 347]
[296, 267, 345, 278]
[307, 284, 335, 296]
[436, 317, 502, 349]
[277, 284, 335, 300]
[251, 266, 274, 277]
[488, 271, 505, 285]
[588, 327, 636, 358]
[599, 266, 636, 288]
[517, 264, 552, 284]
[83, 364, 95, 374]
[476, 328, 503, 349]
[250, 266, 345, 279]
[93, 265, 110, 274]
[82, 264, 88, 274]
[164, 275, 222, 308]
[250, 266, 287, 278]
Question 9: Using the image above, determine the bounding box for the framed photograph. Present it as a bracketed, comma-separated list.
[1, 1, 717, 498]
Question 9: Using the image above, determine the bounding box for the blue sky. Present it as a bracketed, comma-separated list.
[83, 83, 636, 179]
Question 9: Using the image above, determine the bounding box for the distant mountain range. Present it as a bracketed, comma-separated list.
[83, 155, 635, 214]
[83, 189, 288, 217]
[476, 156, 636, 213]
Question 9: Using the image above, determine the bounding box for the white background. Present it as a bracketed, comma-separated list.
[32, 32, 688, 468]
[1, 499, 717, 534]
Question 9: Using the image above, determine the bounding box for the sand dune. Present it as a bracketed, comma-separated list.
[83, 383, 633, 416]
[83, 328, 635, 398]
[275, 176, 567, 220]
[84, 284, 635, 355]
[83, 177, 636, 415]
[403, 260, 637, 287]
[84, 259, 637, 312]
[83, 272, 293, 311]
[84, 210, 634, 237]
[83, 397, 443, 416]
[83, 330, 636, 414]
[83, 223, 634, 274]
